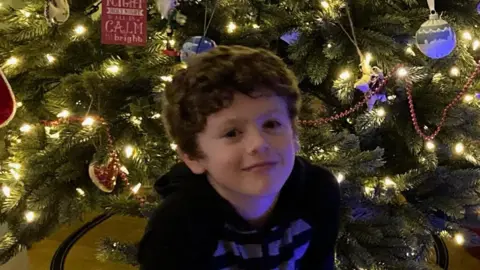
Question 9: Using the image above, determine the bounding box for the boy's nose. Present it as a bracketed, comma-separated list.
[246, 129, 270, 155]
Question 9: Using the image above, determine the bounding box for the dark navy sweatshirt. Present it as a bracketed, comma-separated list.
[138, 156, 341, 269]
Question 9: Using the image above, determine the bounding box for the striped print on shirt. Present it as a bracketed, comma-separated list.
[212, 219, 312, 270]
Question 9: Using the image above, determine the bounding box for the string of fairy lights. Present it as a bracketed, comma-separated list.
[1, 1, 478, 246]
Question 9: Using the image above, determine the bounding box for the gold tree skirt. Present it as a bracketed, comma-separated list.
[27, 214, 480, 270]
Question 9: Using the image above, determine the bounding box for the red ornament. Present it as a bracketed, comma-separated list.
[0, 69, 16, 128]
[88, 157, 120, 193]
[162, 49, 180, 57]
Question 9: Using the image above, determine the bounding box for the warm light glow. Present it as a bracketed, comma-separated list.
[425, 141, 436, 151]
[8, 163, 21, 170]
[20, 124, 32, 133]
[376, 108, 386, 117]
[449, 67, 460, 77]
[151, 113, 161, 119]
[10, 169, 20, 180]
[57, 110, 70, 118]
[25, 211, 35, 223]
[106, 64, 120, 74]
[168, 39, 175, 45]
[464, 94, 474, 103]
[161, 75, 173, 82]
[365, 53, 373, 64]
[2, 186, 11, 197]
[455, 142, 465, 154]
[17, 102, 23, 108]
[131, 183, 142, 194]
[227, 22, 237, 33]
[336, 173, 345, 183]
[20, 10, 31, 17]
[334, 146, 339, 152]
[406, 47, 416, 56]
[170, 143, 178, 150]
[74, 25, 87, 35]
[455, 233, 465, 245]
[384, 177, 396, 187]
[321, 1, 329, 8]
[339, 70, 351, 80]
[397, 68, 408, 78]
[124, 145, 134, 158]
[45, 54, 56, 63]
[76, 188, 85, 196]
[473, 40, 480, 50]
[463, 31, 473, 40]
[82, 117, 95, 126]
[327, 43, 332, 48]
[252, 24, 260, 29]
[6, 56, 19, 66]
[364, 187, 375, 196]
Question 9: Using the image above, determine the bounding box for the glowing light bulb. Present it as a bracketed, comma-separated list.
[336, 173, 345, 183]
[365, 53, 373, 64]
[321, 1, 329, 8]
[8, 163, 21, 170]
[106, 65, 120, 74]
[76, 188, 85, 196]
[10, 169, 20, 180]
[2, 186, 10, 197]
[406, 47, 416, 56]
[131, 183, 142, 194]
[384, 177, 396, 187]
[455, 142, 465, 154]
[6, 56, 19, 66]
[364, 186, 375, 196]
[455, 233, 465, 245]
[376, 108, 386, 117]
[227, 22, 237, 33]
[82, 117, 95, 126]
[425, 141, 436, 151]
[333, 146, 339, 152]
[464, 94, 474, 103]
[474, 40, 480, 50]
[170, 143, 178, 150]
[45, 54, 55, 63]
[327, 43, 332, 48]
[252, 24, 260, 29]
[25, 211, 35, 223]
[20, 124, 32, 133]
[124, 145, 134, 158]
[161, 75, 173, 82]
[74, 25, 87, 35]
[450, 67, 460, 77]
[57, 110, 70, 118]
[339, 70, 351, 80]
[463, 32, 472, 41]
[397, 68, 408, 78]
[21, 10, 31, 17]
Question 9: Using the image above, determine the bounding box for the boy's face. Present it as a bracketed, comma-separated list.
[181, 91, 298, 198]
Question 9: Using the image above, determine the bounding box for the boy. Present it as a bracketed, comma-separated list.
[138, 45, 341, 269]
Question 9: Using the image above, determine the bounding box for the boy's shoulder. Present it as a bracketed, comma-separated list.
[290, 157, 341, 223]
[296, 156, 340, 199]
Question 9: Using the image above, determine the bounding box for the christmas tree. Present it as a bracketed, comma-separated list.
[1, 0, 480, 268]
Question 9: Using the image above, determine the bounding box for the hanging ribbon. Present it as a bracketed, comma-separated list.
[426, 0, 435, 12]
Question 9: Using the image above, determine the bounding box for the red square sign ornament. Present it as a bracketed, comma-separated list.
[101, 0, 147, 46]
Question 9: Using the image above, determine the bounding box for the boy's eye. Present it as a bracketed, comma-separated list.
[264, 120, 282, 129]
[224, 129, 239, 138]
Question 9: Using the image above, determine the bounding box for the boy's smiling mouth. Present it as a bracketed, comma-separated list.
[242, 161, 278, 172]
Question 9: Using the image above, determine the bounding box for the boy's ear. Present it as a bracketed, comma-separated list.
[177, 149, 206, 174]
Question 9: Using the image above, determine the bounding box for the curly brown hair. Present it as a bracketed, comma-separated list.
[161, 45, 301, 159]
